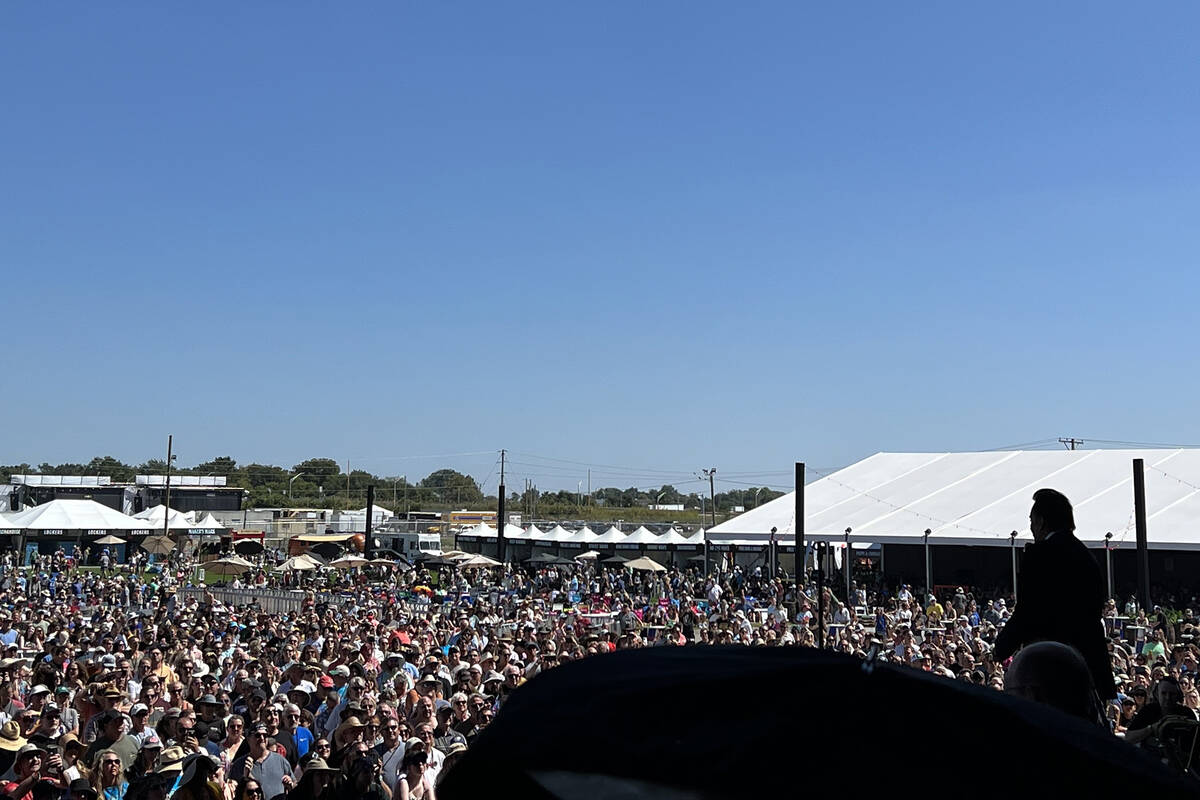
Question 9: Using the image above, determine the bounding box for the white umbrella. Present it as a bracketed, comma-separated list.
[205, 555, 256, 576]
[329, 555, 369, 569]
[575, 550, 601, 561]
[459, 554, 502, 568]
[141, 536, 176, 555]
[94, 535, 127, 545]
[624, 556, 667, 572]
[278, 555, 319, 572]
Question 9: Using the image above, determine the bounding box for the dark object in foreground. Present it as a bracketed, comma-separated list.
[439, 646, 1197, 799]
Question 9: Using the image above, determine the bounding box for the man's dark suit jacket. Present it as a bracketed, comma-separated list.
[994, 531, 1117, 698]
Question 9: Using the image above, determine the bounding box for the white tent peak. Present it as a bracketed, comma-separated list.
[591, 526, 627, 543]
[133, 505, 196, 529]
[708, 449, 1200, 549]
[4, 499, 150, 531]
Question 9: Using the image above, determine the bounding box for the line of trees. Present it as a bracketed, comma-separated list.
[0, 457, 784, 517]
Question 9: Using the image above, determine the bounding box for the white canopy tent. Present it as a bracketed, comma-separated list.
[592, 526, 628, 545]
[461, 523, 497, 538]
[650, 527, 692, 549]
[514, 524, 545, 543]
[561, 526, 598, 548]
[192, 513, 227, 531]
[541, 525, 575, 544]
[686, 528, 706, 544]
[133, 505, 196, 530]
[708, 449, 1200, 550]
[617, 526, 661, 549]
[1, 499, 152, 532]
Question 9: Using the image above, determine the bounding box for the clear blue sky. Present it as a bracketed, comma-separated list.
[4, 4, 1199, 496]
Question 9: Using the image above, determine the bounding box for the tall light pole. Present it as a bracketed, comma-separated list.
[923, 528, 932, 599]
[702, 468, 717, 529]
[288, 472, 306, 499]
[1105, 531, 1114, 600]
[844, 527, 852, 602]
[1010, 530, 1018, 602]
[162, 435, 174, 543]
[753, 487, 763, 509]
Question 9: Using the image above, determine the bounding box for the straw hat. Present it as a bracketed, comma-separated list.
[333, 716, 366, 748]
[0, 720, 25, 752]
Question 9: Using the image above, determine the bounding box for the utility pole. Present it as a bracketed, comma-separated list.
[1133, 458, 1151, 611]
[345, 460, 350, 502]
[1058, 437, 1084, 450]
[497, 449, 507, 564]
[162, 435, 173, 542]
[795, 462, 805, 623]
[364, 485, 374, 560]
[703, 468, 717, 529]
[587, 469, 591, 507]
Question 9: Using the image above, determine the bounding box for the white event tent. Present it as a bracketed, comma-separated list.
[561, 526, 598, 548]
[591, 526, 628, 546]
[541, 525, 575, 544]
[708, 449, 1200, 550]
[649, 527, 693, 550]
[617, 526, 661, 549]
[134, 505, 196, 530]
[515, 525, 545, 543]
[193, 513, 228, 531]
[1, 499, 152, 533]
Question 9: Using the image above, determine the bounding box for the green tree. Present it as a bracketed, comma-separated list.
[243, 463, 288, 487]
[194, 456, 238, 476]
[292, 458, 341, 488]
[84, 456, 135, 482]
[421, 469, 483, 506]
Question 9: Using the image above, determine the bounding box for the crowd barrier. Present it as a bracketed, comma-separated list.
[177, 586, 309, 614]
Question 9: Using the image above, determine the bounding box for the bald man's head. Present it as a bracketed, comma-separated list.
[1006, 642, 1101, 724]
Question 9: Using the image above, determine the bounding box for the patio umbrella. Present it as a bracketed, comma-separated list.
[205, 555, 255, 576]
[459, 554, 502, 568]
[278, 555, 319, 572]
[575, 551, 601, 561]
[624, 556, 667, 572]
[601, 554, 629, 564]
[234, 539, 264, 555]
[445, 552, 476, 563]
[330, 555, 369, 569]
[524, 553, 559, 564]
[141, 536, 176, 555]
[94, 535, 126, 545]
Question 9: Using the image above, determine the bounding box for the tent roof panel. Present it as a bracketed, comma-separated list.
[710, 449, 1200, 548]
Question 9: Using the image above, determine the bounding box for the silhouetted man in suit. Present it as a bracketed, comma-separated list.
[995, 489, 1116, 699]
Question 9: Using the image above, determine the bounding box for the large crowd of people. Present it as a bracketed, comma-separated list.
[0, 527, 1194, 800]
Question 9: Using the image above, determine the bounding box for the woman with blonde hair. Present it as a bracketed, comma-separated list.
[90, 749, 128, 800]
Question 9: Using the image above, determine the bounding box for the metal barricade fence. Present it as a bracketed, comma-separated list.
[177, 586, 309, 614]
